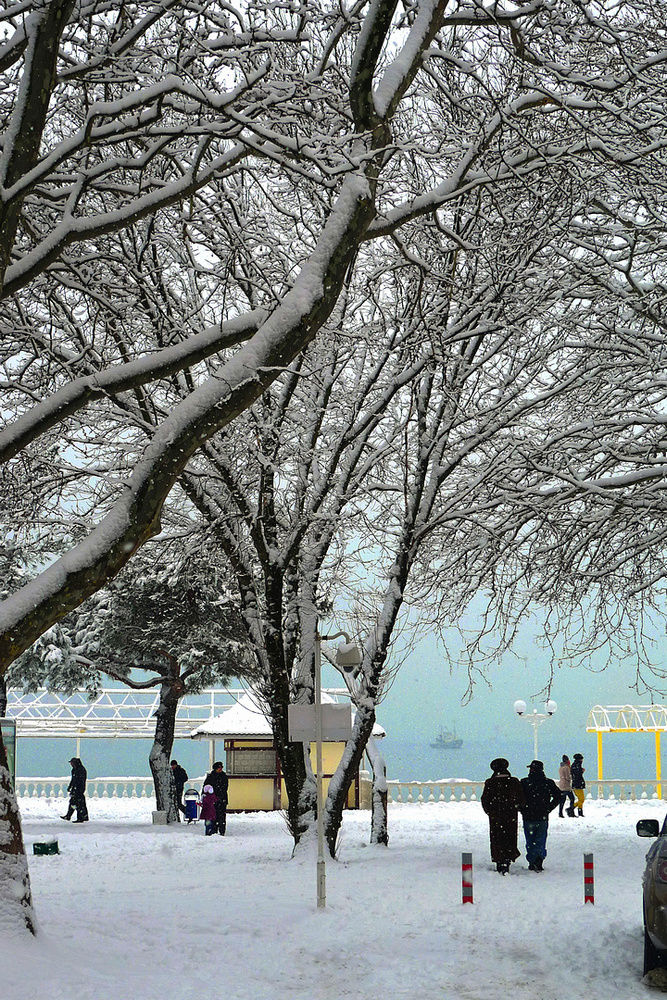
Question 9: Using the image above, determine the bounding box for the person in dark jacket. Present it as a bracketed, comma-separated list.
[170, 759, 189, 817]
[520, 759, 560, 871]
[571, 753, 586, 817]
[61, 756, 89, 823]
[204, 761, 229, 835]
[481, 757, 526, 874]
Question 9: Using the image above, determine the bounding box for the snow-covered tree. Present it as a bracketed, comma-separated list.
[3, 1, 667, 671]
[1, 0, 667, 931]
[9, 540, 254, 819]
[177, 175, 667, 854]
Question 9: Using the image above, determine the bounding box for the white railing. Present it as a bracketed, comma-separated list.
[15, 776, 207, 799]
[387, 780, 485, 803]
[15, 775, 667, 802]
[386, 778, 667, 804]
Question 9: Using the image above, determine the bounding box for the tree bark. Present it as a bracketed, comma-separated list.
[265, 679, 311, 844]
[0, 0, 75, 286]
[324, 700, 378, 857]
[148, 675, 182, 822]
[0, 727, 36, 934]
[366, 737, 389, 847]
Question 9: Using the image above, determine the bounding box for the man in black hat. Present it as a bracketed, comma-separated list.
[481, 758, 526, 874]
[61, 756, 89, 823]
[520, 760, 560, 871]
[203, 761, 229, 835]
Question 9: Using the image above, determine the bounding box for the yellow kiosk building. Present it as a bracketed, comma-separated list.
[190, 690, 384, 812]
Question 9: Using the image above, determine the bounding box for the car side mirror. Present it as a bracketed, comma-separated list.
[637, 819, 661, 838]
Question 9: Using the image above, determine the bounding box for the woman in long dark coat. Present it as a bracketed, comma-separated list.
[481, 757, 525, 874]
[61, 756, 89, 823]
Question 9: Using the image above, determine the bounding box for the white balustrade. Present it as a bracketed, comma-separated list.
[14, 775, 666, 802]
[385, 778, 665, 804]
[15, 776, 207, 799]
[386, 780, 485, 803]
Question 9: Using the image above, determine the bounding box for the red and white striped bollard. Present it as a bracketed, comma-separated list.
[462, 852, 473, 904]
[584, 852, 594, 904]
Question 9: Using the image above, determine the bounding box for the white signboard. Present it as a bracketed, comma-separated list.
[288, 703, 353, 742]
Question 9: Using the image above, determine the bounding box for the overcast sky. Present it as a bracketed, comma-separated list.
[344, 611, 666, 747]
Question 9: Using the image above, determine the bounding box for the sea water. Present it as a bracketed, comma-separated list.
[13, 728, 667, 784]
[380, 730, 667, 783]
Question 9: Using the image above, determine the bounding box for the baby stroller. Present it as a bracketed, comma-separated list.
[183, 788, 201, 824]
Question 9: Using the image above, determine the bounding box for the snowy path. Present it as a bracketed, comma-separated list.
[1, 796, 660, 1000]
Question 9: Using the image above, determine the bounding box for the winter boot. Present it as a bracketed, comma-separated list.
[577, 807, 584, 817]
[534, 858, 544, 871]
[567, 808, 575, 817]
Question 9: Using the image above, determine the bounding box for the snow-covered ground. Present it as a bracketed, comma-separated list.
[2, 795, 663, 1000]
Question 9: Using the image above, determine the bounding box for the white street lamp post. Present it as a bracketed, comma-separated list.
[314, 627, 326, 909]
[513, 699, 557, 759]
[313, 626, 361, 910]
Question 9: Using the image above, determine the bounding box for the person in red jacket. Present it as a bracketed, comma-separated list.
[199, 785, 218, 836]
[481, 758, 526, 875]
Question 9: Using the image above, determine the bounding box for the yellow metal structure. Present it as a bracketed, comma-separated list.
[586, 705, 667, 797]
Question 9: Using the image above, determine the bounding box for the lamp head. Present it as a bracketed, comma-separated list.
[335, 641, 363, 676]
[513, 699, 527, 716]
[545, 699, 557, 716]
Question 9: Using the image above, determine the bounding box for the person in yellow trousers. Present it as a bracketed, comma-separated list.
[571, 753, 586, 816]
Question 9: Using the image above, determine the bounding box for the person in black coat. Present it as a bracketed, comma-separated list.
[61, 756, 89, 823]
[481, 757, 526, 874]
[571, 753, 586, 817]
[170, 759, 189, 816]
[204, 761, 229, 835]
[520, 759, 560, 871]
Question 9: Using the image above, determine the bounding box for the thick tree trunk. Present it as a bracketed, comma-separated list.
[366, 737, 389, 846]
[324, 701, 377, 857]
[0, 675, 7, 717]
[0, 727, 36, 934]
[148, 676, 181, 822]
[272, 711, 312, 844]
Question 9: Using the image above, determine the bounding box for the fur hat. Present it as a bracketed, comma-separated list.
[527, 760, 544, 771]
[490, 757, 510, 773]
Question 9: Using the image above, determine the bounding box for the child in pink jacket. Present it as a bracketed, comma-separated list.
[199, 784, 218, 836]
